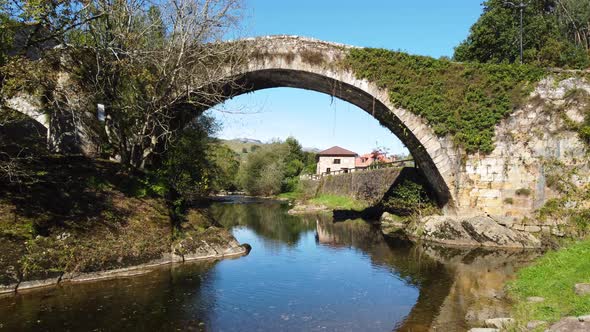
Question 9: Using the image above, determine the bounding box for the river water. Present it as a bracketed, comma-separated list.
[0, 197, 539, 331]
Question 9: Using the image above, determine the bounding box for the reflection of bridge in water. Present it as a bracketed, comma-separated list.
[314, 217, 540, 331]
[210, 198, 540, 331]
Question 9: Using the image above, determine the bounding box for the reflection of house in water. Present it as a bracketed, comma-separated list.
[314, 218, 384, 249]
[315, 219, 343, 247]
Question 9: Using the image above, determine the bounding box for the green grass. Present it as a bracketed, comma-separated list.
[276, 191, 302, 200]
[508, 239, 590, 326]
[308, 194, 368, 211]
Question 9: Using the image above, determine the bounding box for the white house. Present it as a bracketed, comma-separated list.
[316, 146, 357, 175]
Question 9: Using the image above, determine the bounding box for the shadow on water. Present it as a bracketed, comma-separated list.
[0, 197, 541, 332]
[313, 216, 541, 331]
[0, 261, 221, 331]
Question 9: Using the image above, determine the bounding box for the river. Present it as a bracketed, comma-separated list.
[0, 197, 539, 331]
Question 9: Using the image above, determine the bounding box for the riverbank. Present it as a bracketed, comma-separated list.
[0, 156, 248, 295]
[506, 238, 590, 330]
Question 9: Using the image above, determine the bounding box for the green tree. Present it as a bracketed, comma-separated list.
[156, 115, 220, 201]
[207, 143, 240, 192]
[454, 0, 589, 68]
[237, 137, 315, 195]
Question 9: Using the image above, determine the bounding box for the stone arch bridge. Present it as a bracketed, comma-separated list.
[7, 36, 590, 222]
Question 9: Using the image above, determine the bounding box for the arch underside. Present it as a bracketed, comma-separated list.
[218, 68, 452, 206]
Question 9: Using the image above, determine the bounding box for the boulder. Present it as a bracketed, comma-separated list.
[526, 320, 546, 330]
[485, 317, 514, 329]
[574, 283, 590, 296]
[547, 316, 590, 331]
[410, 215, 541, 249]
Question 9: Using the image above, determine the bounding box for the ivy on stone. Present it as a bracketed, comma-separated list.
[343, 48, 546, 154]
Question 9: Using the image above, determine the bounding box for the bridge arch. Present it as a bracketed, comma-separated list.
[3, 35, 457, 207]
[203, 36, 457, 206]
[5, 95, 49, 129]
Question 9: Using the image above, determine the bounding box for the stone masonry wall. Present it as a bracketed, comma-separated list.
[454, 76, 590, 235]
[312, 167, 402, 204]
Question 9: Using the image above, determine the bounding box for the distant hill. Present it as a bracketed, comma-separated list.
[220, 138, 266, 159]
[303, 147, 320, 153]
[220, 138, 319, 159]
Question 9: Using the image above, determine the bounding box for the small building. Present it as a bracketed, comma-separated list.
[355, 150, 395, 169]
[316, 146, 357, 175]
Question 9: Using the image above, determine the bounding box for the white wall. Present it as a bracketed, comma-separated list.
[316, 156, 356, 174]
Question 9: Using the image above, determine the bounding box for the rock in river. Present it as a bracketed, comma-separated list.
[408, 215, 541, 249]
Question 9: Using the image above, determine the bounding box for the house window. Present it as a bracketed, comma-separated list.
[333, 159, 341, 164]
[326, 168, 331, 174]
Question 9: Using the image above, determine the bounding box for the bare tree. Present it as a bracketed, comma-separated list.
[77, 0, 246, 168]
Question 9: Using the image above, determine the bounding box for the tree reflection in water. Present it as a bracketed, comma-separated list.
[0, 197, 541, 332]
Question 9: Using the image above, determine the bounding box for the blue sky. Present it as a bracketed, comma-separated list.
[209, 0, 483, 154]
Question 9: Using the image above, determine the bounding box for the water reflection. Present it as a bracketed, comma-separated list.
[0, 198, 540, 332]
[210, 199, 316, 248]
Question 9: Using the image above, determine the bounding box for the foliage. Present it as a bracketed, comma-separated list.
[207, 143, 240, 192]
[558, 87, 590, 146]
[516, 187, 532, 196]
[237, 137, 315, 196]
[1, 0, 244, 169]
[155, 114, 240, 203]
[508, 239, 590, 325]
[454, 0, 590, 68]
[343, 47, 545, 153]
[0, 4, 12, 69]
[382, 179, 436, 216]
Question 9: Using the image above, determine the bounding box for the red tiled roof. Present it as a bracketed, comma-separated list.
[355, 151, 395, 168]
[317, 146, 357, 156]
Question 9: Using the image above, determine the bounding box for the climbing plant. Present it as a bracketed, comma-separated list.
[343, 48, 546, 154]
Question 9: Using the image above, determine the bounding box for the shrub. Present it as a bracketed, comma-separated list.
[382, 179, 436, 216]
[516, 188, 532, 196]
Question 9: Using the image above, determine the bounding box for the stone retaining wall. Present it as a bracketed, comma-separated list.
[305, 167, 403, 204]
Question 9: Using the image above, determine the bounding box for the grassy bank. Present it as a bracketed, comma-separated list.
[508, 239, 590, 328]
[308, 194, 369, 211]
[277, 190, 369, 212]
[0, 156, 238, 288]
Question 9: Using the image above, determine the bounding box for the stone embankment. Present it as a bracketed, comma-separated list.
[2, 239, 249, 295]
